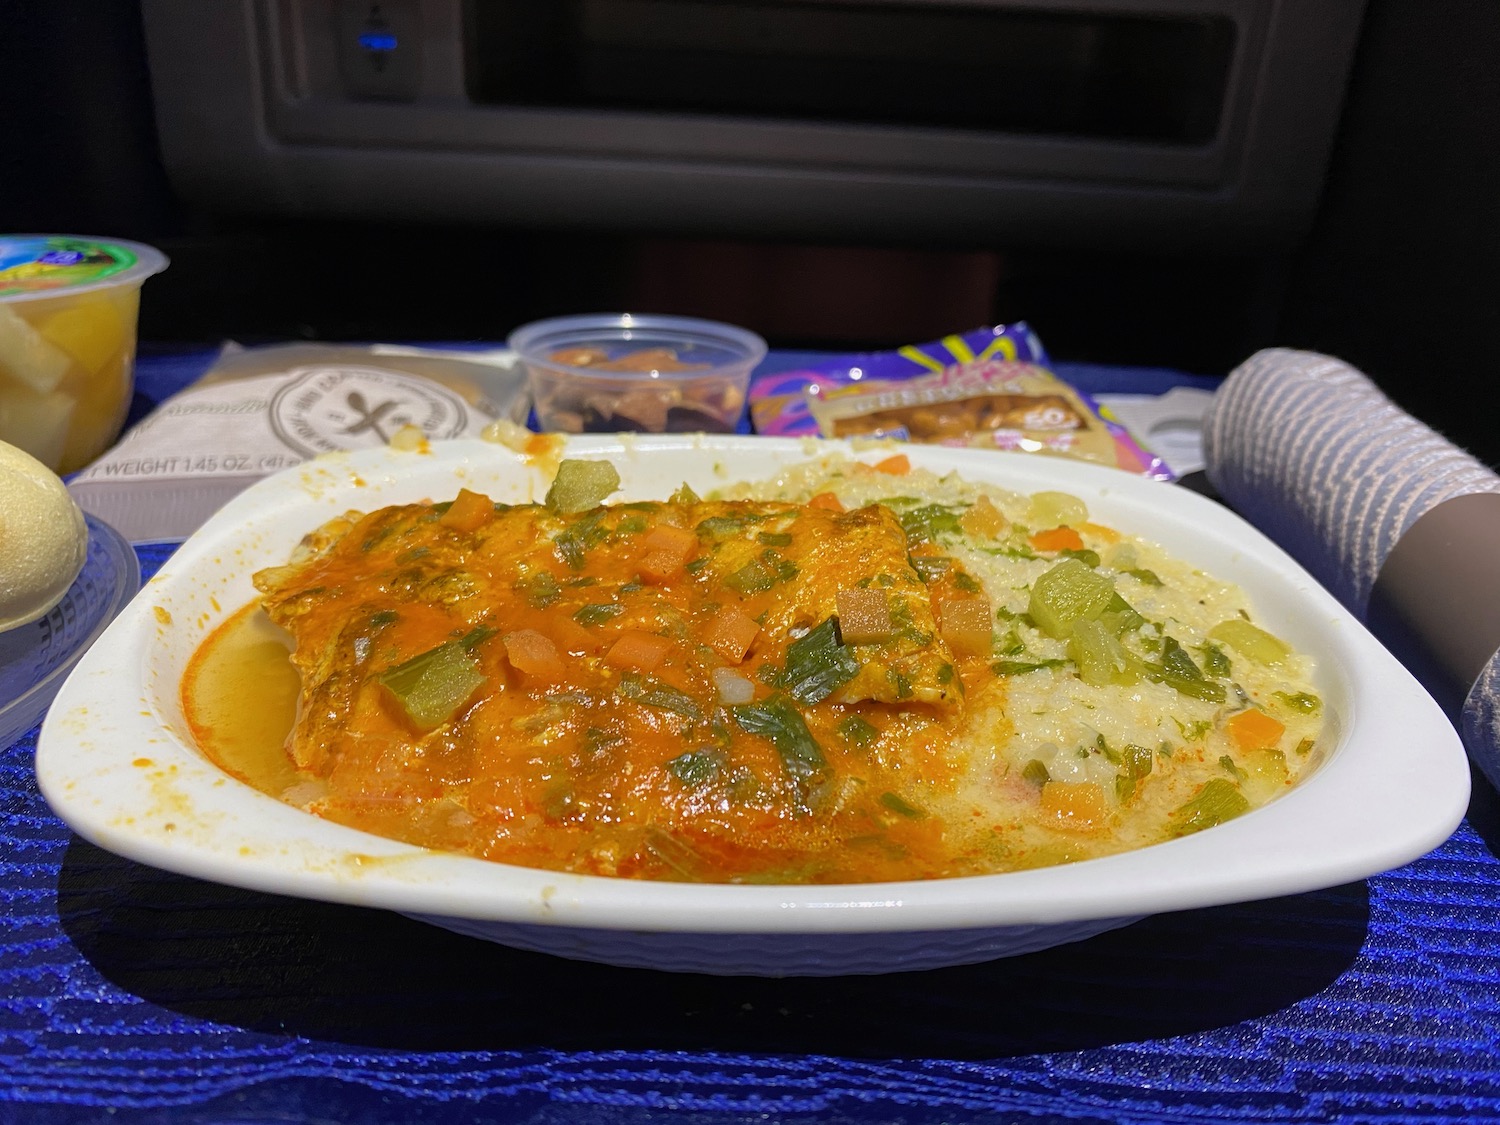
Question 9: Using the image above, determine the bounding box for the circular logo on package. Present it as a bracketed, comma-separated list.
[268, 366, 471, 457]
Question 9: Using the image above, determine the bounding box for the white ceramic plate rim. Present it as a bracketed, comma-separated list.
[36, 435, 1470, 935]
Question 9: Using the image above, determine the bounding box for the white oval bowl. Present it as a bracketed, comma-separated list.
[35, 436, 1470, 976]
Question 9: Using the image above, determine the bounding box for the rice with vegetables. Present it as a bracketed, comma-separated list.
[213, 452, 1324, 883]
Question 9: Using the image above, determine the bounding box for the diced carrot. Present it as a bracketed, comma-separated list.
[1078, 521, 1121, 544]
[1040, 781, 1108, 830]
[808, 491, 844, 513]
[438, 488, 494, 533]
[873, 453, 911, 475]
[502, 629, 565, 679]
[1029, 526, 1085, 553]
[960, 495, 1007, 538]
[937, 597, 994, 657]
[604, 630, 672, 673]
[1226, 708, 1285, 751]
[836, 588, 893, 645]
[703, 605, 761, 664]
[638, 523, 698, 582]
[545, 612, 600, 657]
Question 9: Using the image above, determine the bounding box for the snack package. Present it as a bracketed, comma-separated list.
[749, 324, 1171, 479]
[68, 342, 529, 542]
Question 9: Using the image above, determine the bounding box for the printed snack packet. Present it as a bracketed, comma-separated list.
[749, 323, 1171, 479]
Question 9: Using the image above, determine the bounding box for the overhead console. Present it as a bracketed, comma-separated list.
[141, 0, 1365, 250]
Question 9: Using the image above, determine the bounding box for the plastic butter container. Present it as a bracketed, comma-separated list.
[0, 235, 168, 473]
[510, 313, 766, 434]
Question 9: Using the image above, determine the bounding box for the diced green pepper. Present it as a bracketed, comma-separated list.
[379, 627, 494, 730]
[725, 558, 775, 593]
[1028, 557, 1117, 639]
[545, 459, 621, 514]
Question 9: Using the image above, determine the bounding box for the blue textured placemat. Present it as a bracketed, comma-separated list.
[3, 542, 1499, 1123]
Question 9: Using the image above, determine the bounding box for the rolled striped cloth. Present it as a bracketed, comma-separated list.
[1203, 348, 1500, 788]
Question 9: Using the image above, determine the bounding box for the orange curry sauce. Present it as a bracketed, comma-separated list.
[186, 491, 1006, 883]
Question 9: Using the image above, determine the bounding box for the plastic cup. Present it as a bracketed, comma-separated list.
[0, 235, 169, 474]
[509, 313, 767, 434]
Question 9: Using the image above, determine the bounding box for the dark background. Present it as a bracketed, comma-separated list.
[3, 0, 1497, 463]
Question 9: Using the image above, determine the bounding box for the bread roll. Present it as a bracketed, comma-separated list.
[0, 440, 87, 631]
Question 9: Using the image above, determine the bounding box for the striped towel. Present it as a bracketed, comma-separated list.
[1203, 348, 1500, 787]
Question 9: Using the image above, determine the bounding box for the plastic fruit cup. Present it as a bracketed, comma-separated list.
[509, 313, 767, 434]
[0, 236, 169, 474]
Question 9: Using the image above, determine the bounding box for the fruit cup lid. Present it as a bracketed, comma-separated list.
[0, 236, 169, 301]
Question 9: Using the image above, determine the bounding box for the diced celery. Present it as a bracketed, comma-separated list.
[545, 459, 621, 514]
[1170, 778, 1249, 836]
[1028, 491, 1088, 528]
[1118, 745, 1149, 781]
[1209, 618, 1291, 667]
[1068, 617, 1135, 686]
[1028, 558, 1116, 639]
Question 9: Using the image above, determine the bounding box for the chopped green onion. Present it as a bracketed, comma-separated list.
[616, 675, 703, 720]
[734, 697, 827, 779]
[554, 512, 609, 570]
[666, 747, 728, 786]
[756, 531, 793, 546]
[910, 556, 952, 582]
[1218, 754, 1247, 781]
[1022, 759, 1051, 787]
[696, 515, 747, 541]
[517, 570, 561, 608]
[779, 618, 860, 704]
[899, 504, 964, 542]
[1199, 642, 1232, 678]
[838, 714, 878, 747]
[991, 658, 1068, 676]
[573, 602, 624, 626]
[879, 791, 927, 819]
[1275, 691, 1322, 714]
